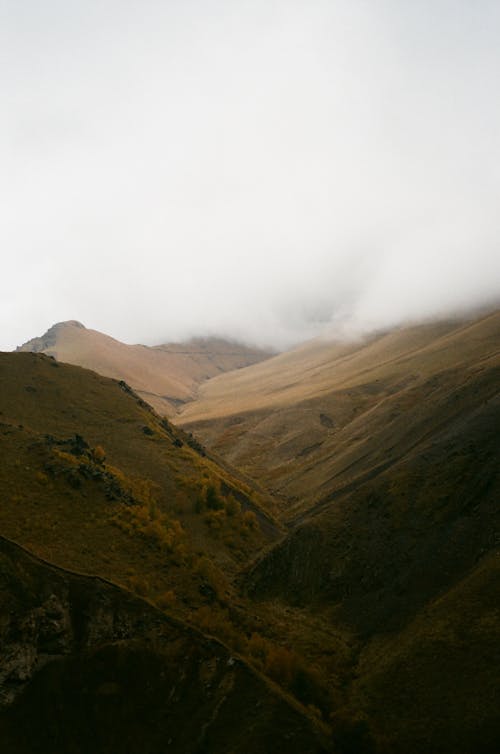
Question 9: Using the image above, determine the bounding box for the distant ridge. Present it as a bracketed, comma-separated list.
[179, 308, 500, 511]
[17, 320, 273, 416]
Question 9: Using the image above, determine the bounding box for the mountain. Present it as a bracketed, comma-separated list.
[3, 310, 500, 752]
[179, 310, 500, 516]
[17, 320, 272, 416]
[178, 309, 500, 752]
[0, 351, 280, 609]
[0, 351, 333, 751]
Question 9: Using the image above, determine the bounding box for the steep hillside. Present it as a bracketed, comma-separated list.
[0, 351, 280, 620]
[0, 536, 329, 754]
[239, 356, 500, 751]
[179, 309, 500, 751]
[17, 320, 272, 416]
[179, 310, 500, 515]
[246, 366, 499, 630]
[350, 551, 500, 753]
[4, 311, 500, 752]
[0, 353, 341, 728]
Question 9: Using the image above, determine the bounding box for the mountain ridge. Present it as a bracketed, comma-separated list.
[16, 320, 273, 417]
[4, 310, 500, 751]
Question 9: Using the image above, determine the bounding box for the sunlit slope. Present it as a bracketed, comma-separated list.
[17, 320, 272, 416]
[179, 310, 500, 514]
[0, 536, 329, 754]
[0, 352, 279, 613]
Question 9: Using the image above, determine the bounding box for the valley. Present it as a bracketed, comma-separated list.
[2, 309, 500, 753]
[17, 320, 272, 417]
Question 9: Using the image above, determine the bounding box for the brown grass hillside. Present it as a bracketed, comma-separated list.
[17, 320, 272, 416]
[179, 310, 500, 516]
[3, 311, 500, 752]
[0, 352, 346, 731]
[0, 351, 280, 622]
[179, 309, 500, 752]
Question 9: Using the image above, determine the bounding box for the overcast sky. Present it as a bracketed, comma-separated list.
[2, 0, 500, 350]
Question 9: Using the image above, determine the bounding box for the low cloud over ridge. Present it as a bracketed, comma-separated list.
[2, 1, 499, 350]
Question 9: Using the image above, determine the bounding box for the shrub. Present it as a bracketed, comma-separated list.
[204, 509, 226, 531]
[225, 495, 241, 516]
[242, 510, 258, 529]
[112, 501, 186, 558]
[205, 483, 224, 510]
[92, 445, 106, 464]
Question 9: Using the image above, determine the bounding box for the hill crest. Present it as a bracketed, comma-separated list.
[16, 320, 273, 416]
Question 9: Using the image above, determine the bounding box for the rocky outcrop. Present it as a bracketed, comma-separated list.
[16, 321, 85, 354]
[0, 537, 330, 754]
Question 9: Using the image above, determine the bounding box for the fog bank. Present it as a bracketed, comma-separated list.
[2, 1, 499, 350]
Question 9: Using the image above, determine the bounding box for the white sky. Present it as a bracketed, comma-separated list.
[2, 0, 500, 350]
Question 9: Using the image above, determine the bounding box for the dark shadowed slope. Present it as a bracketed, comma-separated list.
[180, 310, 500, 752]
[0, 536, 330, 754]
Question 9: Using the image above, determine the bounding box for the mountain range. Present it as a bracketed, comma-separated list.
[17, 320, 272, 416]
[2, 309, 499, 753]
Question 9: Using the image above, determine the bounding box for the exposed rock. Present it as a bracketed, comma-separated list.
[0, 537, 330, 753]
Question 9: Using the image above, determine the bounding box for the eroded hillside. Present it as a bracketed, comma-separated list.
[0, 536, 329, 754]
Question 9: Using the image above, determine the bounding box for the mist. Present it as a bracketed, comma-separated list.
[2, 1, 499, 351]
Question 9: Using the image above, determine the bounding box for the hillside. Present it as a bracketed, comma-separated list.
[178, 309, 500, 751]
[0, 351, 340, 750]
[0, 351, 284, 625]
[0, 536, 329, 754]
[17, 320, 272, 416]
[3, 311, 500, 752]
[179, 310, 500, 515]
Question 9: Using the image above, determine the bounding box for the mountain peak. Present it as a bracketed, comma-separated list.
[15, 321, 273, 416]
[56, 320, 86, 329]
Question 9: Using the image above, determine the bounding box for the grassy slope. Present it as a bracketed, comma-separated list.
[0, 353, 345, 730]
[4, 309, 500, 751]
[179, 310, 500, 751]
[17, 320, 272, 416]
[179, 311, 500, 515]
[0, 351, 279, 616]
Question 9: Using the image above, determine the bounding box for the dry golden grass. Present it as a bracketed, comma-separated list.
[17, 320, 272, 416]
[179, 310, 500, 516]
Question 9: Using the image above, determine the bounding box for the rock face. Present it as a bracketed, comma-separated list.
[0, 537, 329, 754]
[16, 321, 87, 356]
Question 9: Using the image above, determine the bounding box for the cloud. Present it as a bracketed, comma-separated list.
[1, 0, 499, 350]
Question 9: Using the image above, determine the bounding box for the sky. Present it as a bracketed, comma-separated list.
[2, 0, 500, 350]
